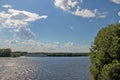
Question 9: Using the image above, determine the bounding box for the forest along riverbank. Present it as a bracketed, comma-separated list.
[0, 49, 89, 57]
[24, 52, 90, 57]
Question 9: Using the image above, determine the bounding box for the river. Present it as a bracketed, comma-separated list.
[0, 57, 90, 80]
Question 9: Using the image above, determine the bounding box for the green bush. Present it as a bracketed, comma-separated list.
[90, 23, 120, 80]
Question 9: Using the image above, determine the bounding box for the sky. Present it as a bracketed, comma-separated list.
[0, 0, 120, 52]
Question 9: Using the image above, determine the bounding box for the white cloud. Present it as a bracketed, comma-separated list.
[54, 0, 78, 11]
[0, 8, 48, 40]
[16, 27, 35, 40]
[119, 20, 120, 23]
[70, 26, 74, 30]
[54, 0, 69, 11]
[54, 0, 106, 18]
[118, 11, 120, 23]
[54, 0, 96, 18]
[64, 42, 75, 48]
[72, 7, 96, 18]
[2, 39, 60, 52]
[80, 0, 83, 3]
[8, 9, 47, 21]
[21, 40, 36, 46]
[118, 11, 120, 16]
[8, 38, 20, 44]
[97, 12, 107, 18]
[63, 42, 90, 52]
[2, 5, 12, 8]
[1, 38, 90, 52]
[98, 15, 106, 18]
[68, 0, 78, 8]
[111, 0, 120, 4]
[36, 42, 59, 50]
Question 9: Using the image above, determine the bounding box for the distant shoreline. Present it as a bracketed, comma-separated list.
[0, 49, 90, 57]
[25, 52, 90, 57]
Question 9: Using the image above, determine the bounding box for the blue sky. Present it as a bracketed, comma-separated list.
[0, 0, 120, 52]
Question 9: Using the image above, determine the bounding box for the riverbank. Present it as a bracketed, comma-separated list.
[20, 52, 90, 57]
[0, 49, 89, 57]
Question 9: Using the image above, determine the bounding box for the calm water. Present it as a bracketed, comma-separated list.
[0, 57, 90, 80]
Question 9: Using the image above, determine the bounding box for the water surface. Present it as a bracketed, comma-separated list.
[0, 57, 90, 80]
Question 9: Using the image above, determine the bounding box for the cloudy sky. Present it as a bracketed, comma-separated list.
[0, 0, 120, 52]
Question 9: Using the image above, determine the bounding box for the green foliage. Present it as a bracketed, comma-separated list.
[90, 23, 120, 80]
[0, 48, 11, 57]
[0, 49, 27, 57]
[101, 61, 120, 80]
[11, 52, 27, 57]
[44, 52, 89, 56]
[11, 53, 22, 57]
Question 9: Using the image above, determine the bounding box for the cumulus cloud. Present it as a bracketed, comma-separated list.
[119, 20, 120, 23]
[111, 0, 120, 4]
[1, 38, 90, 52]
[64, 42, 75, 48]
[37, 42, 60, 50]
[118, 11, 120, 16]
[16, 27, 35, 40]
[7, 38, 20, 44]
[2, 5, 12, 8]
[118, 11, 120, 23]
[63, 42, 90, 52]
[72, 7, 96, 18]
[0, 8, 48, 40]
[2, 39, 60, 52]
[54, 0, 78, 11]
[54, 0, 106, 18]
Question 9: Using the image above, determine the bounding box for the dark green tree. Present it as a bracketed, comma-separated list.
[90, 23, 120, 80]
[0, 48, 11, 57]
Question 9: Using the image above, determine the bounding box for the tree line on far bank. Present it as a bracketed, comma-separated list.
[0, 49, 89, 57]
[0, 49, 27, 57]
[0, 49, 11, 57]
[42, 52, 89, 56]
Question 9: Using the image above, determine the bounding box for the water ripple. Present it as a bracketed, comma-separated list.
[0, 57, 90, 80]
